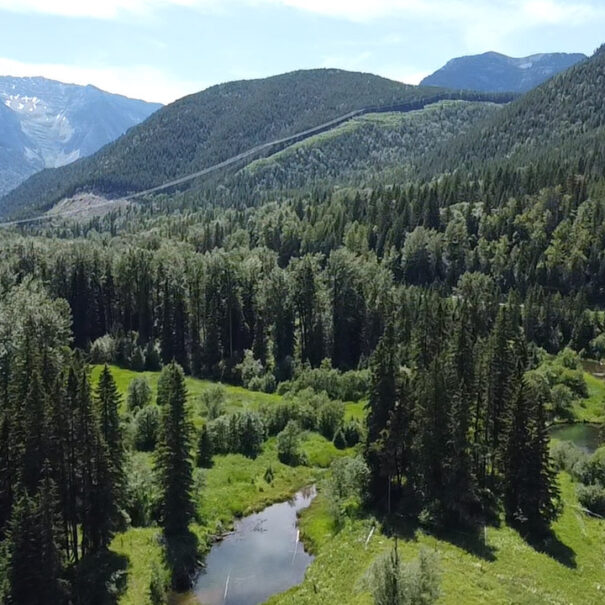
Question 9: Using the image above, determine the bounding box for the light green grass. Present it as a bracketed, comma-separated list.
[272, 473, 605, 605]
[90, 365, 344, 604]
[573, 372, 605, 423]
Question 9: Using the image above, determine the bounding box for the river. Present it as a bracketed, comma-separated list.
[174, 486, 316, 605]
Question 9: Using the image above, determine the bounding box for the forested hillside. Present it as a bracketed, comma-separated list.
[0, 70, 509, 220]
[0, 44, 604, 605]
[424, 44, 605, 176]
[237, 100, 501, 194]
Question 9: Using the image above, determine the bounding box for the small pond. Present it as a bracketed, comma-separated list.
[549, 423, 603, 454]
[181, 486, 316, 605]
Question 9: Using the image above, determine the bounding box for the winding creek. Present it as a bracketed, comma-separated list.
[175, 486, 316, 605]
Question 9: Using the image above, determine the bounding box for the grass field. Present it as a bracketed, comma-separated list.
[92, 365, 353, 604]
[573, 372, 605, 423]
[95, 364, 604, 605]
[271, 473, 605, 605]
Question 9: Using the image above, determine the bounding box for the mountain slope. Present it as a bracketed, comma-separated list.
[0, 76, 161, 195]
[0, 69, 508, 219]
[235, 100, 502, 194]
[422, 45, 605, 176]
[421, 51, 586, 93]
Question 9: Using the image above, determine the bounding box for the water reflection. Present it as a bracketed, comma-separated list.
[191, 486, 316, 605]
[550, 423, 603, 454]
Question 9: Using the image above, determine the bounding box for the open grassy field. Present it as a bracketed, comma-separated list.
[573, 371, 605, 423]
[271, 473, 605, 605]
[92, 365, 354, 604]
[95, 364, 603, 605]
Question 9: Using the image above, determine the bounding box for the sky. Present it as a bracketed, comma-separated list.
[0, 0, 603, 104]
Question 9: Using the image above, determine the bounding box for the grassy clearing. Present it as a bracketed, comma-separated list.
[272, 473, 605, 605]
[90, 365, 346, 604]
[573, 372, 605, 423]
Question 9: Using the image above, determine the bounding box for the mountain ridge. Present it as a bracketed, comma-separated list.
[0, 75, 161, 196]
[421, 51, 586, 92]
[0, 68, 510, 219]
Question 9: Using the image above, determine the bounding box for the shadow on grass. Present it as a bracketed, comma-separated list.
[165, 529, 200, 592]
[379, 502, 497, 562]
[428, 525, 497, 562]
[522, 528, 577, 569]
[74, 549, 129, 604]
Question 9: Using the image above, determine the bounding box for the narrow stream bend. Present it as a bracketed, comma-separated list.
[181, 485, 316, 605]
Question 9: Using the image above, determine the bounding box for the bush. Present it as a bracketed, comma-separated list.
[277, 420, 306, 465]
[279, 363, 370, 401]
[576, 483, 605, 516]
[317, 400, 345, 440]
[327, 456, 370, 522]
[550, 440, 587, 474]
[124, 453, 158, 526]
[89, 334, 117, 364]
[370, 545, 441, 605]
[550, 384, 575, 420]
[127, 377, 152, 412]
[207, 411, 266, 457]
[134, 405, 160, 451]
[200, 385, 226, 419]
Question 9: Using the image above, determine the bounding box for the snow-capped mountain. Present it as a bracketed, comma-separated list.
[0, 76, 161, 196]
[420, 51, 587, 93]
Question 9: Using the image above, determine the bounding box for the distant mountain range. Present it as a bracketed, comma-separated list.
[421, 51, 586, 92]
[0, 76, 161, 196]
[0, 69, 510, 219]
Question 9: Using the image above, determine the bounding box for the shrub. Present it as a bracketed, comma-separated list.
[89, 334, 117, 364]
[207, 411, 266, 457]
[318, 400, 345, 440]
[127, 377, 152, 412]
[550, 384, 575, 419]
[550, 440, 586, 474]
[277, 420, 306, 465]
[327, 455, 370, 521]
[200, 385, 226, 419]
[124, 453, 158, 526]
[370, 545, 441, 605]
[134, 405, 160, 451]
[576, 483, 605, 516]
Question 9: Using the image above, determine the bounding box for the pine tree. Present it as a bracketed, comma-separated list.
[196, 424, 213, 468]
[95, 364, 124, 474]
[155, 363, 195, 535]
[365, 322, 398, 500]
[503, 371, 560, 533]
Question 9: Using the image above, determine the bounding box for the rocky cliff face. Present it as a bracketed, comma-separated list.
[0, 76, 161, 195]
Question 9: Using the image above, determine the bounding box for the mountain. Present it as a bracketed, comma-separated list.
[422, 45, 605, 176]
[235, 99, 502, 194]
[0, 76, 161, 196]
[420, 51, 586, 93]
[0, 69, 510, 219]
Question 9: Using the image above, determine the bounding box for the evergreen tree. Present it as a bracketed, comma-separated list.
[155, 363, 195, 535]
[503, 371, 560, 533]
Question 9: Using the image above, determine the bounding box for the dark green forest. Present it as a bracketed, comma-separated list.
[0, 43, 604, 605]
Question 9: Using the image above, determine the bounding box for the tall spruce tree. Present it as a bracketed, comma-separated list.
[155, 363, 195, 535]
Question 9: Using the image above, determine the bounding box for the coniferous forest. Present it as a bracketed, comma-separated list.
[0, 42, 604, 605]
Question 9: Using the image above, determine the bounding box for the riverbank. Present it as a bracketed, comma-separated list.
[269, 473, 605, 604]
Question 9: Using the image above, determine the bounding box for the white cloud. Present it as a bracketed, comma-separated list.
[0, 0, 205, 19]
[0, 57, 205, 103]
[0, 0, 601, 28]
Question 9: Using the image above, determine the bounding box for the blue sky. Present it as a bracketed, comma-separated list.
[0, 0, 604, 103]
